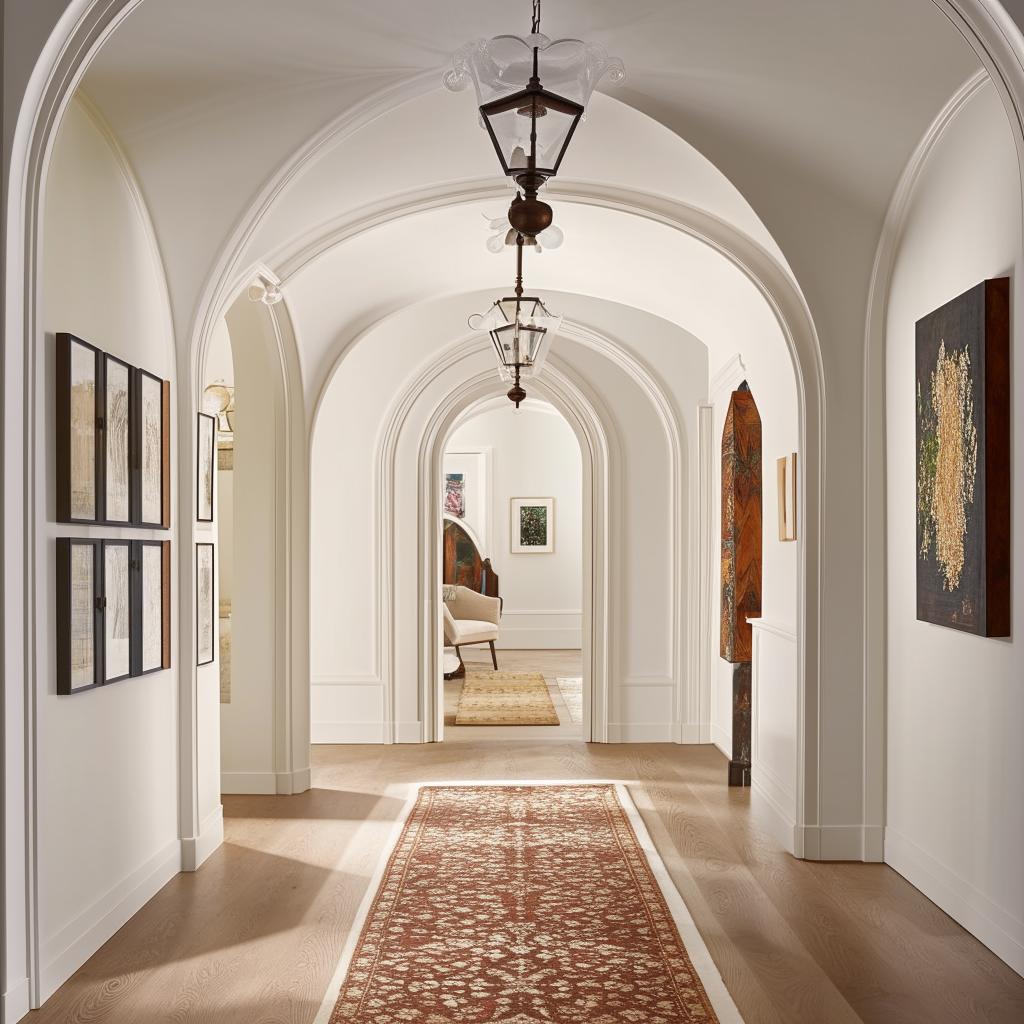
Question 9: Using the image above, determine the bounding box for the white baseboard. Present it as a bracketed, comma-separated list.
[710, 722, 731, 758]
[751, 778, 796, 855]
[312, 721, 387, 744]
[677, 722, 704, 744]
[885, 827, 1024, 975]
[606, 721, 675, 743]
[794, 824, 882, 862]
[2, 977, 30, 1024]
[38, 837, 182, 1004]
[181, 805, 224, 871]
[395, 721, 424, 743]
[220, 768, 312, 795]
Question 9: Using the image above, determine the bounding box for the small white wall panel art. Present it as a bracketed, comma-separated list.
[777, 453, 797, 542]
[510, 497, 554, 554]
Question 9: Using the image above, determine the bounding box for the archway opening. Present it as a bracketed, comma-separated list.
[439, 396, 586, 742]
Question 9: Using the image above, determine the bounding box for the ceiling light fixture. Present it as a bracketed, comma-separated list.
[469, 233, 561, 408]
[445, 0, 624, 238]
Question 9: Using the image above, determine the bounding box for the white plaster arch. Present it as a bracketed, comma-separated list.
[417, 360, 614, 743]
[308, 313, 694, 745]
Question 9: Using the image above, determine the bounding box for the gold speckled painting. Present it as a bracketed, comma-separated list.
[915, 279, 1010, 637]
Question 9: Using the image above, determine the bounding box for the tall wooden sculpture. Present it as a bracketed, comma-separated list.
[721, 383, 762, 786]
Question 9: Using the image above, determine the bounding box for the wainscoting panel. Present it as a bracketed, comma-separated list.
[749, 618, 798, 854]
[496, 609, 582, 650]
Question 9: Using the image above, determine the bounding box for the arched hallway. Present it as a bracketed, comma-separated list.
[3, 1, 1024, 1021]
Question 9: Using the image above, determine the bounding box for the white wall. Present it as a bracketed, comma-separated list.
[885, 81, 1024, 973]
[37, 98, 180, 1002]
[446, 401, 583, 649]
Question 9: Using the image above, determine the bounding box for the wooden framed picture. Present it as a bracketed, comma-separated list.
[102, 539, 132, 683]
[916, 278, 1010, 636]
[134, 367, 171, 528]
[103, 353, 133, 525]
[132, 540, 171, 675]
[196, 542, 216, 666]
[56, 333, 102, 524]
[56, 538, 103, 694]
[197, 412, 216, 522]
[510, 497, 554, 554]
[777, 452, 797, 542]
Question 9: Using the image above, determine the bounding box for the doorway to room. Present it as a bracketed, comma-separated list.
[439, 397, 585, 742]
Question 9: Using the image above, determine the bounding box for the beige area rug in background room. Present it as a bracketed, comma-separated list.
[315, 783, 742, 1023]
[454, 671, 560, 725]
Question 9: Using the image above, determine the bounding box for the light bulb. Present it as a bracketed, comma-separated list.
[509, 145, 528, 170]
[486, 234, 505, 253]
[537, 224, 564, 249]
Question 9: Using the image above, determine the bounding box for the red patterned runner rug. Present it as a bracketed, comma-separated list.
[316, 783, 741, 1023]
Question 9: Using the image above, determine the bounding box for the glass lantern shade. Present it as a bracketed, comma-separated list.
[479, 85, 583, 180]
[444, 32, 625, 179]
[470, 295, 561, 382]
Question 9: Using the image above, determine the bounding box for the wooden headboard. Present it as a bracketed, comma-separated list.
[443, 519, 500, 598]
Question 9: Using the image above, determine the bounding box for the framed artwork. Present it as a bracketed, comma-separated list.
[133, 540, 171, 675]
[56, 333, 102, 524]
[56, 539, 102, 694]
[103, 353, 133, 525]
[777, 452, 797, 542]
[444, 472, 466, 517]
[134, 368, 170, 528]
[196, 542, 216, 666]
[916, 278, 1010, 636]
[510, 497, 554, 554]
[102, 540, 132, 683]
[197, 412, 215, 522]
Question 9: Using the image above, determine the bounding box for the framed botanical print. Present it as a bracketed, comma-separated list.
[102, 540, 132, 683]
[197, 412, 216, 522]
[56, 333, 102, 524]
[510, 497, 554, 554]
[103, 353, 133, 525]
[134, 367, 170, 528]
[133, 540, 171, 675]
[196, 542, 215, 666]
[56, 538, 102, 694]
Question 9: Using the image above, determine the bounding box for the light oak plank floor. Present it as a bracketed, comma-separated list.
[33, 715, 1024, 1022]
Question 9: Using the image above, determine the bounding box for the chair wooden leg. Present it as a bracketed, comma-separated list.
[454, 646, 465, 679]
[489, 640, 498, 670]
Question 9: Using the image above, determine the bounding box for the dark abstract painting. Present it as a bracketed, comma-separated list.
[916, 279, 1009, 637]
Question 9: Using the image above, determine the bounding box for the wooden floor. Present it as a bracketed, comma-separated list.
[34, 689, 1024, 1022]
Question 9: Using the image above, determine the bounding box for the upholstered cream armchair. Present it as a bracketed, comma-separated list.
[443, 586, 502, 671]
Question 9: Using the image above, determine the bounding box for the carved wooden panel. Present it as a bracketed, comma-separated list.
[720, 385, 762, 663]
[443, 519, 500, 598]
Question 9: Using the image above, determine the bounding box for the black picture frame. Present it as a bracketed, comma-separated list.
[56, 333, 103, 525]
[133, 367, 171, 529]
[131, 539, 171, 676]
[196, 542, 216, 666]
[102, 352, 134, 525]
[102, 539, 133, 684]
[197, 412, 216, 522]
[55, 538, 103, 694]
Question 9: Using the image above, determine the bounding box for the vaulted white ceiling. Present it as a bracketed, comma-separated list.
[78, 0, 982, 395]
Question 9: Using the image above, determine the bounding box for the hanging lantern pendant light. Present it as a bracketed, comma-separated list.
[468, 233, 562, 406]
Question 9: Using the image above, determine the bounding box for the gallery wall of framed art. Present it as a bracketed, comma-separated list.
[54, 331, 175, 695]
[56, 538, 172, 695]
[56, 332, 171, 529]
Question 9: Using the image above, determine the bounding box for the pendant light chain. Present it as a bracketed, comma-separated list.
[531, 0, 541, 35]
